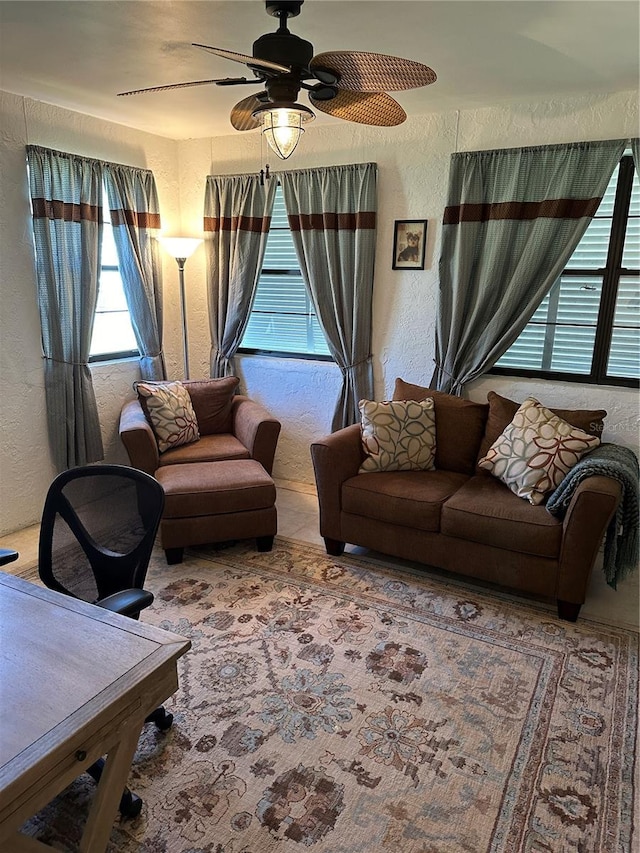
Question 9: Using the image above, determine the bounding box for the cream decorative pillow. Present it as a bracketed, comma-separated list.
[359, 398, 436, 473]
[477, 397, 600, 504]
[136, 380, 200, 453]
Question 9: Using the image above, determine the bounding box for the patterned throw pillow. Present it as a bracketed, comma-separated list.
[477, 397, 600, 504]
[136, 380, 200, 453]
[359, 399, 437, 473]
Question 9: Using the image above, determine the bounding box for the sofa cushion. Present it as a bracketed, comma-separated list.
[441, 474, 563, 558]
[157, 459, 275, 519]
[359, 398, 436, 473]
[343, 470, 469, 532]
[184, 376, 239, 435]
[135, 380, 199, 453]
[158, 433, 250, 466]
[477, 390, 606, 462]
[478, 397, 600, 505]
[393, 378, 488, 475]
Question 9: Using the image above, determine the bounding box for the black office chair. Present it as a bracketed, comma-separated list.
[38, 463, 170, 817]
[0, 548, 19, 566]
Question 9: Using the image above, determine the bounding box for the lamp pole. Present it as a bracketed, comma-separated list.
[175, 256, 190, 379]
[159, 237, 203, 380]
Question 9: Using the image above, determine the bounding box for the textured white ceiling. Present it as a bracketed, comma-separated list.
[0, 0, 638, 140]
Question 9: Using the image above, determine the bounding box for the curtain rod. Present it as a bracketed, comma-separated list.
[25, 143, 153, 175]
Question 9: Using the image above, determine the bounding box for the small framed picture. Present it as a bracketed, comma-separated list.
[392, 219, 427, 270]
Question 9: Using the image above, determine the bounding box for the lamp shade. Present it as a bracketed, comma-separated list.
[160, 236, 203, 260]
[254, 102, 315, 160]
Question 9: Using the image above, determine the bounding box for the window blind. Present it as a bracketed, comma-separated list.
[90, 188, 137, 358]
[496, 156, 639, 381]
[241, 185, 331, 357]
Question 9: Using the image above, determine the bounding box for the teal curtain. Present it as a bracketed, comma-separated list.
[27, 145, 105, 471]
[204, 174, 277, 377]
[279, 162, 377, 430]
[432, 139, 627, 394]
[631, 138, 640, 174]
[104, 164, 165, 380]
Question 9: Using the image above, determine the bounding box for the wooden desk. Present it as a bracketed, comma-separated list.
[0, 573, 190, 852]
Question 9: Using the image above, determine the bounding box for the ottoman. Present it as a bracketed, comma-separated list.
[155, 459, 277, 564]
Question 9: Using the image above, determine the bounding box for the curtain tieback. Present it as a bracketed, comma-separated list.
[433, 359, 464, 393]
[341, 354, 372, 375]
[432, 359, 456, 379]
[43, 355, 88, 367]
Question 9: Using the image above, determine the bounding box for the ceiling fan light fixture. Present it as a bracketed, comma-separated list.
[253, 102, 315, 160]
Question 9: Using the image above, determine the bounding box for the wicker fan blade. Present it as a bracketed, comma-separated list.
[118, 78, 251, 97]
[310, 51, 436, 92]
[309, 90, 406, 127]
[230, 93, 267, 131]
[193, 43, 291, 75]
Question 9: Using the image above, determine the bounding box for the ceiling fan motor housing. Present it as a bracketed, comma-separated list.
[252, 31, 314, 72]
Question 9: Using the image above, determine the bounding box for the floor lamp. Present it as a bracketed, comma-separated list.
[160, 237, 203, 379]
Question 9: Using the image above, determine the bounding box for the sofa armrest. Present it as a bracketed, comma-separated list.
[232, 396, 281, 475]
[557, 475, 622, 605]
[119, 399, 160, 476]
[310, 424, 364, 539]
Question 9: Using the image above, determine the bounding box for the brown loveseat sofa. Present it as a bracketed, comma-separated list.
[311, 379, 621, 621]
[119, 377, 281, 563]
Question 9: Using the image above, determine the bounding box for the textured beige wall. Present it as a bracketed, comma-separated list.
[177, 90, 639, 485]
[0, 92, 181, 535]
[1, 88, 638, 534]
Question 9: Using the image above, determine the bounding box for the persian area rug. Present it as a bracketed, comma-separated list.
[23, 538, 638, 853]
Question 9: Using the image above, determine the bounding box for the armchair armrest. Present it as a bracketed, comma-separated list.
[232, 396, 281, 475]
[97, 588, 155, 618]
[557, 475, 621, 605]
[0, 548, 19, 566]
[119, 399, 160, 476]
[311, 424, 364, 540]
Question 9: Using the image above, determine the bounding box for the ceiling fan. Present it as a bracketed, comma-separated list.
[118, 0, 437, 159]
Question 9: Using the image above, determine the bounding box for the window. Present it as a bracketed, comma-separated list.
[239, 184, 332, 359]
[89, 190, 138, 361]
[493, 154, 639, 387]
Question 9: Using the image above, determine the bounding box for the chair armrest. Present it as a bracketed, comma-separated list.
[232, 396, 281, 475]
[97, 588, 155, 618]
[557, 475, 622, 604]
[0, 548, 19, 566]
[310, 424, 364, 539]
[119, 399, 160, 476]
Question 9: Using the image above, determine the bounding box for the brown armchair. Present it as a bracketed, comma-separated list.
[120, 378, 281, 564]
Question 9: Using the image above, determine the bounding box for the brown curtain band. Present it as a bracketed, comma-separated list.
[110, 209, 161, 229]
[31, 198, 102, 224]
[288, 212, 376, 232]
[204, 215, 271, 234]
[443, 197, 601, 225]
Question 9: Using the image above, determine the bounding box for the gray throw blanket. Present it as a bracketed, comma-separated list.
[546, 443, 639, 588]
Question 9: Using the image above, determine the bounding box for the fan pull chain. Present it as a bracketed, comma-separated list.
[259, 130, 272, 185]
[260, 164, 272, 186]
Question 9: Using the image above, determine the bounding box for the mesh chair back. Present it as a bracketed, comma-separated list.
[38, 465, 164, 603]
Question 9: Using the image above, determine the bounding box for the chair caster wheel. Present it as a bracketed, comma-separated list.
[119, 789, 142, 819]
[146, 706, 173, 731]
[156, 711, 173, 732]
